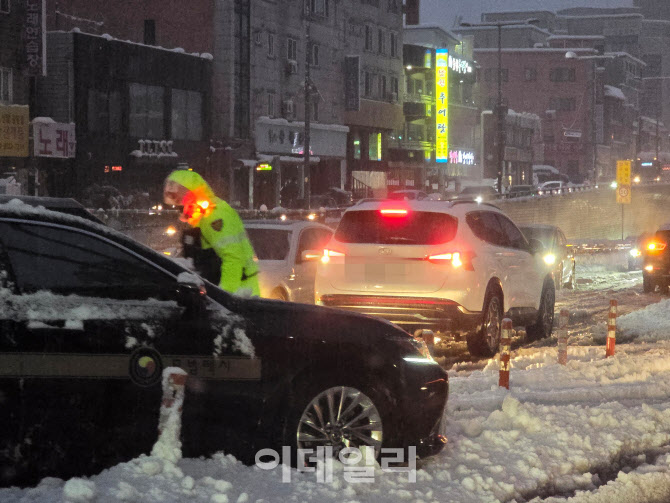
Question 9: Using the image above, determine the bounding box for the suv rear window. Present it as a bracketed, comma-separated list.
[334, 210, 457, 245]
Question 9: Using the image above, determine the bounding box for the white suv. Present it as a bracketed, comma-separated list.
[315, 200, 555, 357]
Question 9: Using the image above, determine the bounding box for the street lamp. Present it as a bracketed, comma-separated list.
[564, 51, 622, 184]
[461, 18, 539, 193]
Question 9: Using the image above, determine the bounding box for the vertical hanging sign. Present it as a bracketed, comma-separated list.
[435, 49, 449, 163]
[23, 0, 47, 77]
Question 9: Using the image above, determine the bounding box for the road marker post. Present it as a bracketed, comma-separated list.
[152, 367, 188, 462]
[606, 300, 617, 357]
[558, 309, 569, 365]
[499, 319, 512, 389]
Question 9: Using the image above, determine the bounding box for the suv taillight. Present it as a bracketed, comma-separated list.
[321, 249, 345, 264]
[426, 251, 475, 271]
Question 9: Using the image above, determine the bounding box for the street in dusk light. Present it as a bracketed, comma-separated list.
[3, 0, 670, 502]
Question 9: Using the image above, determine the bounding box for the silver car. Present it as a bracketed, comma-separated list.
[245, 220, 333, 303]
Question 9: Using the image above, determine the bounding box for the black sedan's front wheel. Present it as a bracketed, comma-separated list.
[282, 379, 393, 465]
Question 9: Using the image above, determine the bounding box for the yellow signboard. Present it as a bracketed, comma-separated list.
[0, 105, 29, 157]
[616, 160, 631, 204]
[435, 48, 449, 163]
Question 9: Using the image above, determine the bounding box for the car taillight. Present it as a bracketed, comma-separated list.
[426, 251, 475, 270]
[380, 208, 409, 217]
[647, 242, 667, 251]
[321, 249, 345, 264]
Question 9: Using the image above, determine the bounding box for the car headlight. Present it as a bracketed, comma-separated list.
[544, 253, 556, 265]
[630, 248, 641, 257]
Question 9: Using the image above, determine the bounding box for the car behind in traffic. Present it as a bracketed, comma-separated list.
[315, 200, 555, 357]
[642, 228, 670, 293]
[0, 200, 448, 487]
[245, 219, 333, 302]
[519, 224, 575, 289]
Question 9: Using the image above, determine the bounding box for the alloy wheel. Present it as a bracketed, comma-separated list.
[484, 296, 502, 352]
[296, 386, 383, 458]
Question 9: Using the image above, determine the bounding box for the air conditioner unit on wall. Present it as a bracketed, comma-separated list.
[286, 60, 298, 75]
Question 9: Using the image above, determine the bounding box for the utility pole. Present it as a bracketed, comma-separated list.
[496, 24, 505, 194]
[592, 60, 598, 184]
[302, 21, 311, 208]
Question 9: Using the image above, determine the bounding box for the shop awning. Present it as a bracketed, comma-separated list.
[257, 154, 320, 164]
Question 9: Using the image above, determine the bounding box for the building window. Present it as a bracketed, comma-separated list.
[391, 76, 399, 97]
[172, 89, 203, 141]
[267, 92, 275, 117]
[0, 0, 9, 14]
[353, 133, 361, 159]
[268, 33, 275, 57]
[364, 71, 372, 96]
[378, 75, 387, 99]
[524, 68, 537, 81]
[365, 25, 373, 51]
[390, 32, 397, 57]
[287, 38, 297, 61]
[310, 44, 319, 66]
[310, 0, 328, 16]
[143, 20, 156, 46]
[312, 100, 319, 121]
[550, 68, 576, 82]
[378, 28, 385, 54]
[129, 83, 164, 139]
[88, 89, 121, 134]
[484, 68, 507, 82]
[0, 67, 12, 104]
[549, 97, 576, 111]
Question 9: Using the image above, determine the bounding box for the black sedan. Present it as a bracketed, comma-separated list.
[0, 201, 448, 487]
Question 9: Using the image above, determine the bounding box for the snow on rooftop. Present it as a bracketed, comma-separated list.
[604, 85, 626, 101]
[50, 30, 214, 60]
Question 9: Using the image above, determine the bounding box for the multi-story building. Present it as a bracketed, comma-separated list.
[474, 47, 603, 182]
[47, 0, 404, 208]
[35, 32, 212, 201]
[386, 25, 478, 193]
[1, 0, 33, 193]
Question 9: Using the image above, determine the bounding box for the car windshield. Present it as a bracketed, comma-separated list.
[335, 210, 458, 245]
[520, 227, 554, 248]
[246, 228, 291, 260]
[460, 186, 494, 195]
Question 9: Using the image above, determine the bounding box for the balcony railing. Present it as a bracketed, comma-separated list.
[403, 92, 433, 104]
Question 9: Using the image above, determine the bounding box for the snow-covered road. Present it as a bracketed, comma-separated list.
[4, 251, 670, 503]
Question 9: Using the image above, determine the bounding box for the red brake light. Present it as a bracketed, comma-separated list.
[427, 251, 474, 270]
[648, 242, 667, 251]
[321, 249, 345, 264]
[380, 208, 408, 217]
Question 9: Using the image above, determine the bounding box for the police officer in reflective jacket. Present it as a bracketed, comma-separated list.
[164, 169, 260, 296]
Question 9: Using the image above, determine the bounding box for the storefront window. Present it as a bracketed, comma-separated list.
[171, 89, 203, 141]
[129, 83, 164, 139]
[368, 132, 382, 161]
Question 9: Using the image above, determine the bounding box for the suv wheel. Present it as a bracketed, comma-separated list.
[643, 273, 654, 293]
[527, 279, 555, 340]
[467, 288, 503, 357]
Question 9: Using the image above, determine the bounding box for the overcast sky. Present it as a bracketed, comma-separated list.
[421, 0, 634, 27]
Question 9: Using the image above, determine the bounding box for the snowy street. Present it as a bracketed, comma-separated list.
[4, 250, 670, 503]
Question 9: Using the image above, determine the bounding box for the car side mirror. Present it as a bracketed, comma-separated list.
[300, 249, 322, 263]
[175, 280, 207, 317]
[528, 238, 545, 255]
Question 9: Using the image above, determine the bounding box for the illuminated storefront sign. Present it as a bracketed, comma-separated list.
[447, 55, 473, 74]
[424, 49, 432, 69]
[449, 149, 475, 165]
[435, 49, 449, 163]
[256, 163, 273, 171]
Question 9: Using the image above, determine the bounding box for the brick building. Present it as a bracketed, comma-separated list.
[47, 0, 405, 208]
